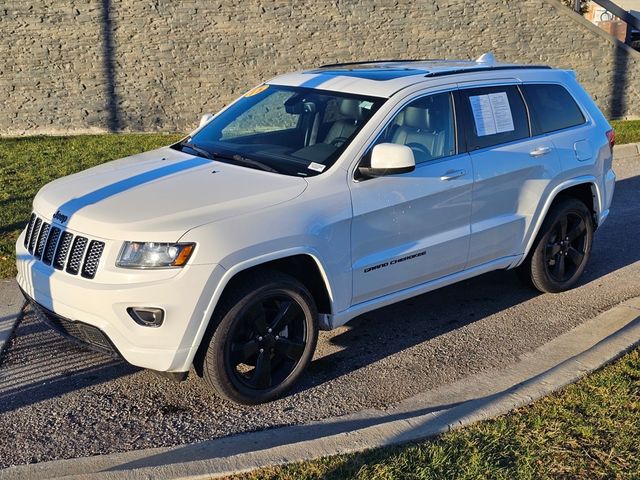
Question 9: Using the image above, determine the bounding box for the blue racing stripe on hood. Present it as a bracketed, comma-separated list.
[56, 157, 210, 219]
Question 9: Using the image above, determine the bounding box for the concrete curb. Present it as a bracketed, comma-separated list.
[0, 279, 24, 358]
[614, 142, 640, 159]
[2, 296, 639, 480]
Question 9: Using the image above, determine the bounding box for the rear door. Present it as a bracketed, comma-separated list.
[520, 83, 591, 169]
[457, 83, 563, 267]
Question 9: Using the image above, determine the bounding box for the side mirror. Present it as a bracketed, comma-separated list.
[199, 113, 214, 128]
[358, 143, 416, 178]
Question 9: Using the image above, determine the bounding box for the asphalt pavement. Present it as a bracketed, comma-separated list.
[0, 151, 638, 469]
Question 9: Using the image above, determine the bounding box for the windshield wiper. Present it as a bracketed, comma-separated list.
[179, 141, 216, 161]
[208, 151, 279, 174]
[178, 141, 279, 173]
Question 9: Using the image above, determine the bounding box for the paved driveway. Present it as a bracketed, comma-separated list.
[1, 154, 638, 469]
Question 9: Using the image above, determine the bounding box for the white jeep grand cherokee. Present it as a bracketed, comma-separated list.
[16, 55, 616, 404]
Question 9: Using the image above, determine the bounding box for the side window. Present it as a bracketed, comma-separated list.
[372, 92, 456, 164]
[460, 85, 529, 150]
[221, 90, 300, 139]
[522, 84, 586, 136]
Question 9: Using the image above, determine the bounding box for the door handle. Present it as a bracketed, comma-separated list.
[529, 146, 552, 157]
[440, 169, 466, 181]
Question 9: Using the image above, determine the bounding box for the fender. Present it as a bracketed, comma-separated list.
[184, 247, 336, 369]
[216, 247, 335, 311]
[512, 175, 602, 268]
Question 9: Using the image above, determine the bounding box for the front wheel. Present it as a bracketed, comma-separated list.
[201, 271, 318, 404]
[518, 198, 593, 293]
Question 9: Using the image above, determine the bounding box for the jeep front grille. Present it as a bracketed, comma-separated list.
[23, 213, 36, 250]
[66, 236, 88, 275]
[53, 231, 74, 270]
[34, 222, 51, 259]
[42, 226, 61, 265]
[23, 213, 105, 280]
[28, 217, 42, 254]
[82, 241, 105, 279]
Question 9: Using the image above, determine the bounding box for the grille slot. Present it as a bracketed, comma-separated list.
[29, 218, 42, 254]
[81, 241, 105, 279]
[25, 213, 105, 280]
[42, 226, 61, 265]
[24, 213, 36, 248]
[53, 231, 74, 270]
[66, 236, 88, 275]
[34, 222, 51, 259]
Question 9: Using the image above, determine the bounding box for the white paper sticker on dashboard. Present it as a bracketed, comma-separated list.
[308, 162, 326, 172]
[469, 92, 514, 136]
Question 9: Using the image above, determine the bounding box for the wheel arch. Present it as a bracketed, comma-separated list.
[191, 250, 334, 376]
[516, 177, 601, 267]
[219, 253, 334, 316]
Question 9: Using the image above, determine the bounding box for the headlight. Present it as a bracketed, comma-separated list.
[116, 242, 195, 268]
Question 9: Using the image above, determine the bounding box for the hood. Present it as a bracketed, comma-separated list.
[33, 147, 308, 240]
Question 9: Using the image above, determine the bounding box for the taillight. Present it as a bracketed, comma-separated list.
[606, 129, 615, 151]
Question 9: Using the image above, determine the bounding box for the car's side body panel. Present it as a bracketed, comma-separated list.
[349, 152, 473, 304]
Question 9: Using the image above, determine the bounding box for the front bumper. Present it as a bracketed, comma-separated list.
[16, 229, 225, 372]
[22, 288, 122, 358]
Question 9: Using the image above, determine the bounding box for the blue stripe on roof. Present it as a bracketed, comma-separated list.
[304, 68, 428, 81]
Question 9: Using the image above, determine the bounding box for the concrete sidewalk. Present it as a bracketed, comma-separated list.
[0, 279, 24, 357]
[2, 296, 639, 480]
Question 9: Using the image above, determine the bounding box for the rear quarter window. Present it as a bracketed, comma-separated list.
[522, 83, 586, 136]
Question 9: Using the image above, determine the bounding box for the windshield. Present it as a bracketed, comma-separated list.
[173, 85, 385, 177]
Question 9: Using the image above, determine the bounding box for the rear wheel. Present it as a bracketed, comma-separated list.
[201, 271, 318, 404]
[518, 198, 593, 293]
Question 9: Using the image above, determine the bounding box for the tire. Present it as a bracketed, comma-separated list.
[200, 270, 318, 405]
[517, 197, 593, 293]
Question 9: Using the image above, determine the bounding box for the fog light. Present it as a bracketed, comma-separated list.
[127, 307, 165, 327]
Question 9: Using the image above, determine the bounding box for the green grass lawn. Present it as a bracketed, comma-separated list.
[235, 348, 640, 479]
[611, 119, 640, 146]
[1, 121, 639, 279]
[0, 133, 182, 278]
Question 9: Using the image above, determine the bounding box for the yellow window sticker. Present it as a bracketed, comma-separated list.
[243, 84, 269, 97]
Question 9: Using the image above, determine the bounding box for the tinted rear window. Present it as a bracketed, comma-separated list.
[522, 84, 585, 136]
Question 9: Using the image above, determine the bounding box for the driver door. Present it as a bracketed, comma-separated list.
[349, 90, 473, 305]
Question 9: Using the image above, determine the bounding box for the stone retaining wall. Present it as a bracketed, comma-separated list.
[2, 0, 639, 136]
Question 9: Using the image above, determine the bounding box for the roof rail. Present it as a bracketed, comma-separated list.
[319, 59, 442, 68]
[423, 65, 552, 78]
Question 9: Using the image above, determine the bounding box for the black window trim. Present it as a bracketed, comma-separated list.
[520, 81, 589, 138]
[517, 84, 534, 138]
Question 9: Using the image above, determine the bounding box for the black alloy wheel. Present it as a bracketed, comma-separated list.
[226, 294, 308, 391]
[200, 271, 318, 404]
[543, 211, 589, 283]
[518, 197, 593, 293]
